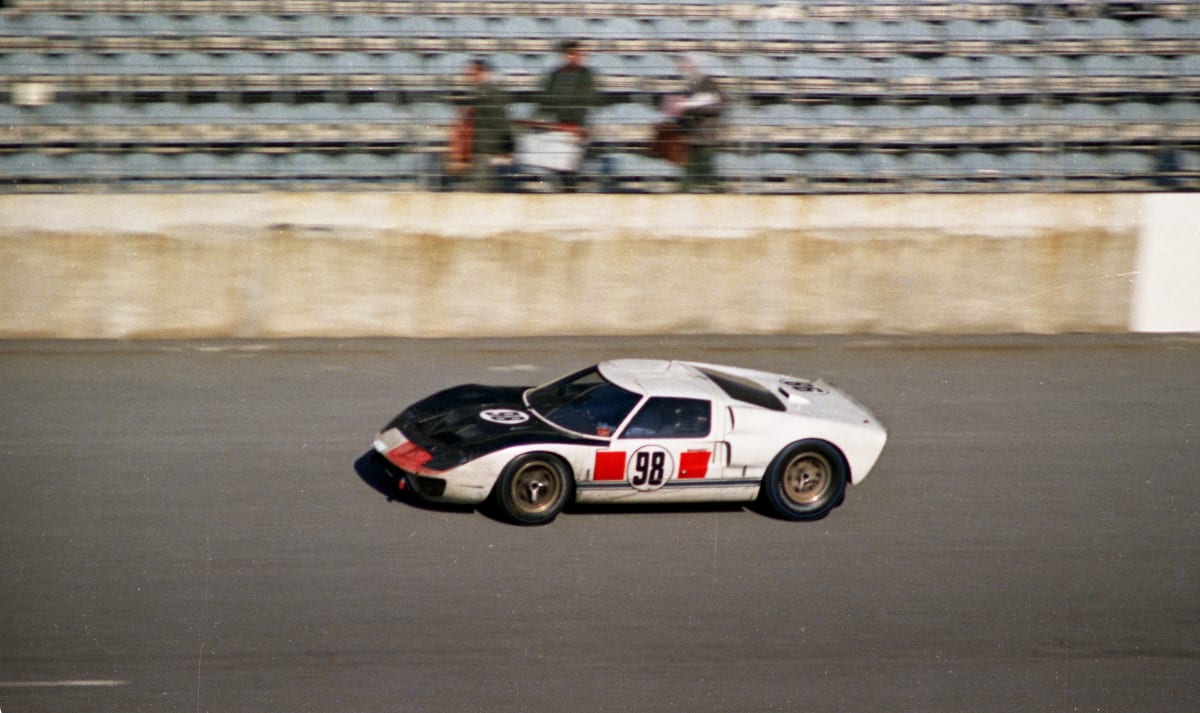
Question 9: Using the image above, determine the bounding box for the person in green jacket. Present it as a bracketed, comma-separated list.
[457, 58, 513, 192]
[536, 40, 597, 191]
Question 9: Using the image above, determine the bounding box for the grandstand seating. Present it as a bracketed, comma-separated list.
[1, 0, 1198, 192]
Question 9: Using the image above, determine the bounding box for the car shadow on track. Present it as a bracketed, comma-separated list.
[353, 451, 475, 516]
[566, 501, 749, 517]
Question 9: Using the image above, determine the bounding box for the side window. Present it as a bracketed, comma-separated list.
[619, 397, 711, 439]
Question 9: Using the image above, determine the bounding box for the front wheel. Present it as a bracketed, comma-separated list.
[760, 440, 847, 521]
[491, 454, 573, 525]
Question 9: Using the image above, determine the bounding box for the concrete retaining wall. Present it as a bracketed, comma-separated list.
[0, 192, 1194, 338]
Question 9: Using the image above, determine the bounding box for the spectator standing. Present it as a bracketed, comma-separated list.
[667, 54, 726, 193]
[453, 58, 513, 192]
[535, 40, 597, 191]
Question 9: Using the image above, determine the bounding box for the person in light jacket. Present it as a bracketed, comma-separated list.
[667, 54, 726, 192]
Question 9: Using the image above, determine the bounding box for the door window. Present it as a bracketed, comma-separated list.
[619, 397, 711, 439]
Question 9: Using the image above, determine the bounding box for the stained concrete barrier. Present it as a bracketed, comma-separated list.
[0, 192, 1190, 338]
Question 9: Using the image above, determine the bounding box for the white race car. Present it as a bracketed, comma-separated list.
[372, 359, 887, 525]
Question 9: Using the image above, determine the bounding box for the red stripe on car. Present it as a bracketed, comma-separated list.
[594, 451, 626, 481]
[386, 441, 434, 473]
[679, 451, 710, 479]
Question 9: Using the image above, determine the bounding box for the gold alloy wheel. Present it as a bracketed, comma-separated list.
[780, 452, 832, 506]
[510, 460, 562, 515]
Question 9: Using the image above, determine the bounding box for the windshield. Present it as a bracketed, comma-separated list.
[525, 366, 642, 437]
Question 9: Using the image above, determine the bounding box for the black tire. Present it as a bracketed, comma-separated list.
[491, 454, 573, 525]
[760, 439, 848, 521]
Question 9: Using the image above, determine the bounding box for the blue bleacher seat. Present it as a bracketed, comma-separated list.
[178, 103, 227, 124]
[177, 152, 222, 179]
[944, 19, 991, 52]
[7, 13, 78, 37]
[601, 151, 680, 192]
[1112, 101, 1158, 124]
[748, 18, 809, 46]
[1060, 102, 1114, 128]
[544, 15, 587, 41]
[962, 103, 1015, 134]
[491, 16, 557, 52]
[488, 52, 539, 81]
[276, 152, 328, 179]
[910, 105, 963, 141]
[802, 151, 859, 180]
[1048, 150, 1100, 179]
[441, 15, 495, 50]
[897, 19, 949, 46]
[300, 102, 348, 123]
[229, 152, 276, 179]
[787, 53, 832, 85]
[231, 14, 294, 35]
[583, 17, 647, 41]
[0, 152, 55, 181]
[955, 151, 1006, 180]
[1005, 151, 1053, 181]
[121, 152, 173, 181]
[1162, 100, 1200, 125]
[979, 19, 1035, 45]
[853, 151, 901, 185]
[594, 102, 660, 126]
[862, 103, 909, 131]
[407, 101, 456, 127]
[1104, 150, 1156, 177]
[714, 152, 756, 186]
[32, 101, 90, 124]
[343, 15, 401, 37]
[808, 102, 858, 128]
[339, 152, 387, 179]
[723, 54, 786, 83]
[588, 53, 639, 78]
[694, 18, 744, 51]
[975, 55, 1038, 94]
[70, 151, 120, 179]
[759, 152, 803, 180]
[622, 53, 675, 79]
[723, 103, 766, 142]
[906, 152, 956, 181]
[927, 55, 976, 81]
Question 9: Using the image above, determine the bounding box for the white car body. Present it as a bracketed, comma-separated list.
[372, 359, 887, 521]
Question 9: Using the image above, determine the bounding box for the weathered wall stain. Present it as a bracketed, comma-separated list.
[0, 193, 1142, 338]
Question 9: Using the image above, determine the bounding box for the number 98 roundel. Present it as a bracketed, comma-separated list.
[628, 445, 673, 491]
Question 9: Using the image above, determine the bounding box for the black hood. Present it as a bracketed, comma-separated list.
[389, 384, 599, 468]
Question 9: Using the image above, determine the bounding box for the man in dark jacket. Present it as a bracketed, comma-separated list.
[535, 40, 597, 191]
[455, 58, 513, 191]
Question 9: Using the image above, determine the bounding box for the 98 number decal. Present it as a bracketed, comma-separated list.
[632, 450, 666, 486]
[628, 446, 674, 491]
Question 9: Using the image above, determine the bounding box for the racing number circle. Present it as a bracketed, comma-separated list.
[480, 409, 530, 425]
[626, 445, 674, 492]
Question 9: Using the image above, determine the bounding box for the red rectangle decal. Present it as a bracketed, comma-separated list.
[594, 451, 626, 481]
[386, 441, 434, 473]
[679, 450, 710, 479]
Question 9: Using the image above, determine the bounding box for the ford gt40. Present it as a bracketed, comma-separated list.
[371, 359, 887, 525]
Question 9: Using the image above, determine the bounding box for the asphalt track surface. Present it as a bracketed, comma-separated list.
[2, 335, 1198, 713]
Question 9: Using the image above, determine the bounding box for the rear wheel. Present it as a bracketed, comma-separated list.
[491, 454, 573, 525]
[761, 440, 847, 521]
